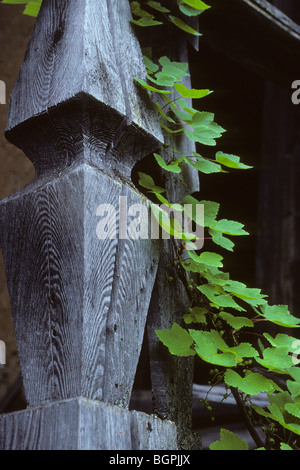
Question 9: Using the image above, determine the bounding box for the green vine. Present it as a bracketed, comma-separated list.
[3, 0, 300, 451]
[130, 0, 300, 451]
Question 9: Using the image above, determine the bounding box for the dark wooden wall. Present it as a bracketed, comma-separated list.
[256, 0, 300, 331]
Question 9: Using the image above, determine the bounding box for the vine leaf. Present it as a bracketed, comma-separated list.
[174, 83, 212, 99]
[222, 280, 267, 307]
[184, 155, 223, 174]
[209, 228, 235, 252]
[154, 153, 183, 173]
[2, 0, 42, 16]
[263, 332, 300, 351]
[220, 311, 254, 330]
[259, 304, 300, 328]
[285, 402, 300, 420]
[138, 172, 165, 194]
[255, 347, 294, 373]
[184, 113, 226, 146]
[178, 3, 206, 17]
[252, 392, 300, 436]
[143, 55, 159, 73]
[169, 15, 202, 36]
[146, 1, 170, 13]
[158, 56, 189, 80]
[181, 0, 211, 10]
[189, 250, 223, 268]
[216, 151, 253, 170]
[287, 379, 300, 399]
[155, 323, 196, 356]
[135, 77, 172, 94]
[130, 1, 163, 26]
[183, 307, 208, 324]
[210, 219, 249, 236]
[190, 329, 258, 365]
[209, 429, 249, 450]
[197, 284, 245, 311]
[280, 443, 293, 450]
[224, 369, 281, 395]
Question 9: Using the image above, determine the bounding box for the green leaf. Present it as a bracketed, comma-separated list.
[183, 196, 218, 229]
[156, 323, 196, 356]
[189, 250, 223, 268]
[184, 156, 223, 174]
[160, 122, 185, 134]
[135, 77, 172, 94]
[147, 1, 170, 13]
[147, 72, 178, 87]
[174, 83, 211, 99]
[224, 370, 281, 395]
[263, 333, 300, 351]
[155, 102, 176, 123]
[259, 304, 300, 328]
[131, 1, 152, 16]
[216, 151, 253, 170]
[209, 429, 249, 451]
[183, 307, 207, 324]
[209, 229, 235, 252]
[280, 443, 293, 450]
[131, 17, 163, 26]
[222, 280, 267, 307]
[181, 0, 211, 11]
[130, 1, 163, 26]
[210, 219, 249, 236]
[23, 0, 40, 15]
[184, 113, 226, 146]
[178, 3, 205, 17]
[154, 192, 184, 211]
[197, 284, 245, 311]
[169, 15, 202, 36]
[154, 153, 182, 173]
[220, 312, 254, 330]
[158, 56, 189, 81]
[201, 269, 230, 287]
[253, 392, 300, 436]
[189, 329, 238, 367]
[2, 0, 42, 16]
[229, 343, 259, 359]
[143, 55, 159, 73]
[255, 347, 294, 373]
[285, 402, 300, 419]
[138, 172, 165, 194]
[199, 200, 220, 227]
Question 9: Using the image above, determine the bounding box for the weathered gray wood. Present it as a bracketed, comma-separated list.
[0, 398, 177, 450]
[197, 0, 300, 89]
[6, 0, 162, 144]
[0, 0, 164, 411]
[0, 166, 161, 407]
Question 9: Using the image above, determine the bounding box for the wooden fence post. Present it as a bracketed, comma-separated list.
[0, 0, 201, 450]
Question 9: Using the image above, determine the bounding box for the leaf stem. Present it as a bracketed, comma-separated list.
[230, 387, 265, 449]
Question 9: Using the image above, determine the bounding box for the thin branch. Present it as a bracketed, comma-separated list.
[230, 387, 266, 449]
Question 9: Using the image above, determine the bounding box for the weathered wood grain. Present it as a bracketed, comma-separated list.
[0, 165, 161, 408]
[0, 0, 203, 450]
[0, 398, 177, 450]
[6, 0, 163, 144]
[197, 0, 300, 88]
